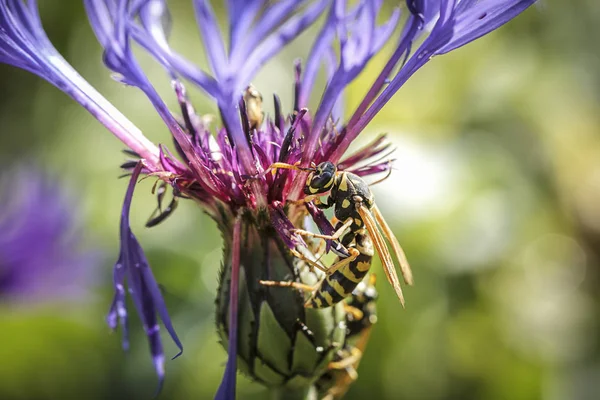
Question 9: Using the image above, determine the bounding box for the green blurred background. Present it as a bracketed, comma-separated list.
[1, 1, 599, 399]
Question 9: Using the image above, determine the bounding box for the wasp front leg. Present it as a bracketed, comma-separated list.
[293, 217, 353, 242]
[294, 217, 353, 260]
[260, 247, 360, 295]
[328, 346, 363, 371]
[313, 195, 334, 210]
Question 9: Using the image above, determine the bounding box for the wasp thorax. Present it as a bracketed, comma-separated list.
[215, 209, 347, 392]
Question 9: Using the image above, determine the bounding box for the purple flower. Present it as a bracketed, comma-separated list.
[0, 0, 537, 397]
[0, 166, 98, 304]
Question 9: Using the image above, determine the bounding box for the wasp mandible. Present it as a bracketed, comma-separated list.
[260, 161, 413, 307]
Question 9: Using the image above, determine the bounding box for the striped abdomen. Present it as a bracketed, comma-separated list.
[307, 233, 374, 308]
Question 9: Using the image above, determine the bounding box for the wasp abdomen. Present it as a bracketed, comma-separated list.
[307, 234, 374, 308]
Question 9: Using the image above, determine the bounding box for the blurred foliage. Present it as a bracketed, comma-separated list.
[1, 1, 599, 399]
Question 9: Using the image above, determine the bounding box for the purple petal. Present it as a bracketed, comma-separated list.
[234, 0, 328, 93]
[303, 0, 399, 165]
[107, 254, 129, 350]
[109, 162, 183, 388]
[227, 0, 262, 55]
[347, 160, 394, 177]
[0, 0, 160, 166]
[337, 134, 392, 170]
[335, 0, 536, 161]
[193, 0, 228, 80]
[228, 0, 299, 68]
[342, 13, 421, 141]
[305, 201, 335, 254]
[86, 1, 222, 188]
[435, 0, 537, 54]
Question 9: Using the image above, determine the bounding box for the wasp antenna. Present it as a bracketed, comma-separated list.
[268, 162, 315, 176]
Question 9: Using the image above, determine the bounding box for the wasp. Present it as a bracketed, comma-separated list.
[317, 275, 379, 400]
[260, 161, 413, 307]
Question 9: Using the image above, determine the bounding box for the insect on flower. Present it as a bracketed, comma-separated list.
[0, 0, 539, 397]
[260, 161, 413, 307]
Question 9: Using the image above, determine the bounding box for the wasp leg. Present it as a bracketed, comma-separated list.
[328, 347, 363, 371]
[286, 194, 320, 206]
[296, 246, 361, 278]
[258, 280, 317, 293]
[295, 246, 360, 277]
[320, 248, 360, 277]
[343, 304, 364, 321]
[291, 248, 330, 274]
[146, 196, 178, 227]
[293, 218, 353, 241]
[292, 246, 359, 278]
[313, 239, 327, 259]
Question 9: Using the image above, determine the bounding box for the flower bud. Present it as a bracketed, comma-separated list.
[215, 211, 347, 395]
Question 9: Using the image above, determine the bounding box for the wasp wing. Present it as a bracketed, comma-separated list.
[357, 204, 405, 307]
[372, 204, 413, 285]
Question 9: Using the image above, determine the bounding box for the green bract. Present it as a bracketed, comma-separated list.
[216, 211, 346, 395]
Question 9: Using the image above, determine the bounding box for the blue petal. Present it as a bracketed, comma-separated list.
[193, 0, 228, 80]
[108, 162, 183, 388]
[234, 0, 328, 91]
[227, 0, 262, 53]
[334, 0, 537, 161]
[435, 0, 537, 54]
[0, 0, 161, 164]
[303, 0, 400, 164]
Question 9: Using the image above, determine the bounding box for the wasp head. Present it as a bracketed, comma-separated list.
[304, 161, 337, 195]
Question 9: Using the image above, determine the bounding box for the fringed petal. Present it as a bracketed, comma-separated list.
[435, 0, 538, 54]
[108, 162, 183, 390]
[302, 0, 401, 166]
[335, 0, 537, 161]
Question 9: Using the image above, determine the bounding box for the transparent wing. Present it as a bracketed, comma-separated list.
[372, 204, 413, 285]
[357, 204, 405, 307]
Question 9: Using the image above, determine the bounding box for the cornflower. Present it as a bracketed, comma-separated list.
[0, 0, 536, 398]
[0, 165, 99, 304]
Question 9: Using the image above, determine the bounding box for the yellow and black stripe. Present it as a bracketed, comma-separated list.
[307, 233, 374, 308]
